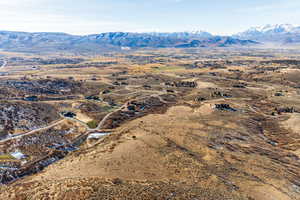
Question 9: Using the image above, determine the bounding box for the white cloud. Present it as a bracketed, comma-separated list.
[0, 0, 132, 34]
[0, 7, 138, 35]
[0, 0, 44, 8]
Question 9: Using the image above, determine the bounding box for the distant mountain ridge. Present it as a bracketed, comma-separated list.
[1, 23, 300, 53]
[147, 31, 213, 38]
[0, 30, 257, 53]
[235, 24, 300, 44]
[175, 36, 258, 48]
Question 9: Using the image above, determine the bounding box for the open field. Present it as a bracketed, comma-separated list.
[0, 48, 299, 199]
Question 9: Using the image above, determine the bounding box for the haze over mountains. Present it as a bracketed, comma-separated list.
[0, 31, 255, 53]
[0, 24, 299, 53]
[236, 24, 300, 44]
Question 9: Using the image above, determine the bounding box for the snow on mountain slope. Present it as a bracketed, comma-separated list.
[235, 24, 300, 44]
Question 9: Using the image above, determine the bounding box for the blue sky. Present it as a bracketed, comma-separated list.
[0, 0, 299, 35]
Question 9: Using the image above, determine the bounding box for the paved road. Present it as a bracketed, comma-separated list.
[62, 104, 127, 131]
[0, 119, 66, 143]
[0, 99, 127, 144]
[96, 93, 170, 130]
[96, 105, 126, 130]
[1, 59, 7, 68]
[0, 86, 169, 144]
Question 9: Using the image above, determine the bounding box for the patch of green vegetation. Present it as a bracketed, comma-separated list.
[87, 120, 98, 129]
[0, 154, 15, 160]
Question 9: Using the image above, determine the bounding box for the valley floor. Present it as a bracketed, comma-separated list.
[0, 48, 299, 199]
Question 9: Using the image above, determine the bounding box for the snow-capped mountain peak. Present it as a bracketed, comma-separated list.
[235, 24, 300, 44]
[253, 24, 295, 33]
[238, 24, 299, 36]
[147, 30, 212, 38]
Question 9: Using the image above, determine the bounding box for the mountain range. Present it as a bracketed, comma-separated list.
[235, 24, 300, 44]
[0, 24, 299, 53]
[0, 31, 256, 54]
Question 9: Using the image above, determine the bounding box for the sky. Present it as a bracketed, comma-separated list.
[0, 0, 299, 35]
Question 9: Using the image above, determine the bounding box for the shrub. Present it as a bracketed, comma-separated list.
[87, 120, 98, 129]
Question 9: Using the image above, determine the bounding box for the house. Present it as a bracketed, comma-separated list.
[10, 151, 26, 160]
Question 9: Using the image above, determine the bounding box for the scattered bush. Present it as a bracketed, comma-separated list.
[87, 120, 98, 129]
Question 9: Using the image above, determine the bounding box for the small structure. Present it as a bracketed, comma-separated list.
[10, 151, 26, 160]
[274, 92, 284, 97]
[233, 84, 246, 88]
[87, 132, 110, 140]
[102, 89, 111, 94]
[85, 96, 101, 101]
[24, 96, 39, 101]
[275, 107, 295, 114]
[165, 81, 197, 88]
[215, 104, 237, 112]
[62, 111, 76, 118]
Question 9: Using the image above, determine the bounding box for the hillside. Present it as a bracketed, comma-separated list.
[0, 48, 299, 199]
